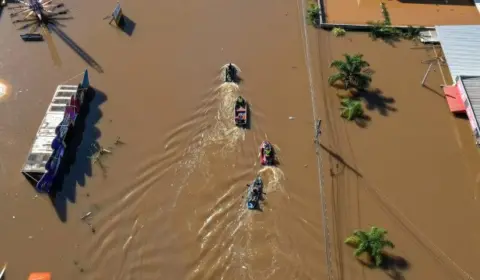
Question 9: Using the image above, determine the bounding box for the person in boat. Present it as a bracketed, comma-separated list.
[264, 144, 272, 157]
[247, 181, 262, 208]
[236, 96, 245, 106]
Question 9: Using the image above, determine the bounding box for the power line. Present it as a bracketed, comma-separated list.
[298, 0, 334, 279]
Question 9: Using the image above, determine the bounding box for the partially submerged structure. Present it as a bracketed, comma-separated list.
[21, 70, 90, 193]
[433, 25, 480, 145]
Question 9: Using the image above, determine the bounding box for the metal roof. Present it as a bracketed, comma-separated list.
[436, 25, 480, 82]
[22, 85, 78, 174]
[459, 76, 480, 132]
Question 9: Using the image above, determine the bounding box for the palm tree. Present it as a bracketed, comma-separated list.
[340, 98, 363, 120]
[328, 54, 372, 90]
[344, 226, 395, 266]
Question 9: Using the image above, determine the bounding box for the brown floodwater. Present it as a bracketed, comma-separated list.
[0, 0, 327, 279]
[1, 0, 480, 279]
[310, 30, 480, 279]
[324, 0, 480, 25]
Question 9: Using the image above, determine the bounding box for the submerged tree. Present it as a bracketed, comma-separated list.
[328, 54, 372, 90]
[340, 98, 363, 121]
[344, 226, 395, 266]
[306, 2, 320, 27]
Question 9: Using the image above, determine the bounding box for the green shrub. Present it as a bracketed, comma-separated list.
[306, 3, 320, 26]
[332, 27, 346, 37]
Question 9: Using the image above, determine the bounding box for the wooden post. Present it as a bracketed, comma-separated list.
[421, 62, 433, 86]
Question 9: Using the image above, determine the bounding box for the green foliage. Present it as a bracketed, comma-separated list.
[402, 25, 424, 40]
[306, 3, 320, 26]
[367, 3, 423, 42]
[344, 226, 395, 266]
[380, 2, 391, 25]
[328, 54, 372, 90]
[340, 98, 364, 120]
[332, 27, 346, 37]
[367, 20, 400, 40]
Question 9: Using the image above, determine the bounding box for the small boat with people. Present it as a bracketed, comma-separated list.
[260, 140, 275, 166]
[20, 33, 44, 42]
[234, 96, 248, 128]
[224, 63, 238, 83]
[246, 176, 264, 210]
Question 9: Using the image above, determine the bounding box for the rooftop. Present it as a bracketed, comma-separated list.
[436, 25, 480, 81]
[21, 85, 79, 174]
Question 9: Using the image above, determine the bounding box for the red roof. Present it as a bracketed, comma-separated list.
[443, 85, 466, 113]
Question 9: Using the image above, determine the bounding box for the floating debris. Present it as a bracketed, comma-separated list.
[80, 212, 92, 221]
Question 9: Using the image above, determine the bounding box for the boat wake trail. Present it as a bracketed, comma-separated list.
[205, 82, 246, 155]
[164, 64, 248, 206]
[189, 173, 282, 280]
[258, 166, 286, 195]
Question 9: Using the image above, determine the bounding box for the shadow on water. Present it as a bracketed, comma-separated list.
[111, 14, 136, 36]
[454, 112, 468, 120]
[423, 84, 445, 98]
[357, 253, 410, 280]
[319, 143, 363, 177]
[352, 88, 397, 116]
[48, 24, 104, 73]
[49, 87, 106, 222]
[354, 113, 372, 128]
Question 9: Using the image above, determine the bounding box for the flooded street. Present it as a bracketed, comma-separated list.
[0, 0, 327, 279]
[1, 0, 480, 279]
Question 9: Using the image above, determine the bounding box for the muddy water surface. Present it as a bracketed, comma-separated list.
[0, 0, 327, 279]
[310, 30, 480, 279]
[325, 0, 480, 25]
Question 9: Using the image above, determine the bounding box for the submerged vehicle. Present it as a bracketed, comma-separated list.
[20, 33, 44, 41]
[260, 141, 274, 166]
[246, 176, 264, 210]
[234, 96, 248, 127]
[224, 63, 238, 83]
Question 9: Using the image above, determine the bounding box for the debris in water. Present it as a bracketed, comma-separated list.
[289, 116, 295, 120]
[80, 212, 92, 220]
[114, 136, 125, 145]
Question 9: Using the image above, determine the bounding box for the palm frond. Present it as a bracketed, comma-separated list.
[354, 242, 369, 256]
[328, 73, 344, 86]
[344, 235, 360, 246]
[353, 230, 369, 241]
[330, 60, 346, 69]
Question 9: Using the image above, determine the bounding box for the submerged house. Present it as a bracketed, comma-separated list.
[434, 25, 480, 145]
[21, 70, 90, 193]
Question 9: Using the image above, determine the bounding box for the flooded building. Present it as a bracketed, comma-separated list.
[436, 25, 480, 145]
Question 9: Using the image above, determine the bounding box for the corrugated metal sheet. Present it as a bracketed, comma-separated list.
[22, 85, 78, 173]
[420, 30, 438, 43]
[436, 25, 480, 82]
[460, 76, 480, 132]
